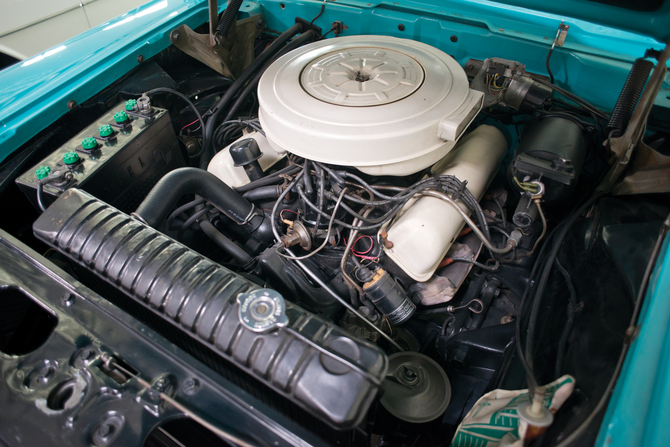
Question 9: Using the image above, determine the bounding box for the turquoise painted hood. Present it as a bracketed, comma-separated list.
[480, 0, 670, 43]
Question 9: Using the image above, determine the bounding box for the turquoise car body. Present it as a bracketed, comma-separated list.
[0, 1, 667, 444]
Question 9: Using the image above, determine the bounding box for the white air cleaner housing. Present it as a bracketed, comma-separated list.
[258, 36, 484, 176]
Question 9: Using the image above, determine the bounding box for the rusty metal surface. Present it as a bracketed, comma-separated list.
[170, 14, 263, 79]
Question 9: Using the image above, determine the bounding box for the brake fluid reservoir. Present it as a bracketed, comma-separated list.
[383, 125, 507, 282]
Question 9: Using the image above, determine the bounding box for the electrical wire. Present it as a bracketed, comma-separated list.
[450, 257, 500, 272]
[419, 190, 515, 255]
[546, 45, 555, 84]
[275, 187, 347, 260]
[269, 171, 404, 352]
[528, 74, 609, 120]
[145, 88, 206, 158]
[530, 199, 547, 255]
[180, 118, 201, 133]
[36, 181, 47, 212]
[554, 258, 578, 378]
[553, 213, 670, 447]
[177, 205, 213, 239]
[310, 0, 327, 25]
[167, 197, 206, 229]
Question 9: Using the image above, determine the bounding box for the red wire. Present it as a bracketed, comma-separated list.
[352, 235, 373, 255]
[180, 118, 200, 133]
[342, 234, 377, 259]
[280, 209, 298, 220]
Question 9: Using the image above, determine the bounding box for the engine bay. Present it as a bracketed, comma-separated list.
[2, 2, 670, 446]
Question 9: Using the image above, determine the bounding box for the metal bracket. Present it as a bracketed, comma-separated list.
[554, 21, 569, 47]
[598, 40, 670, 194]
[169, 0, 264, 79]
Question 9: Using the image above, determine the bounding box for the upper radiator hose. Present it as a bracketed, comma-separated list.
[33, 189, 387, 429]
[607, 58, 654, 137]
[134, 167, 271, 241]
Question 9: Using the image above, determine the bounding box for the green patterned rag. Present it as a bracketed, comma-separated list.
[450, 375, 576, 447]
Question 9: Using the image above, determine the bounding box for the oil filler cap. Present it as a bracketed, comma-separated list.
[237, 289, 288, 333]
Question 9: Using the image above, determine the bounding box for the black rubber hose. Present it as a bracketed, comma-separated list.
[200, 23, 303, 168]
[223, 30, 315, 122]
[135, 168, 260, 230]
[199, 220, 251, 264]
[242, 185, 283, 201]
[234, 164, 301, 193]
[215, 0, 244, 38]
[607, 58, 654, 137]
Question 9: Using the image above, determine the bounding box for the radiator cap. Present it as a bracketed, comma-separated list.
[237, 288, 289, 333]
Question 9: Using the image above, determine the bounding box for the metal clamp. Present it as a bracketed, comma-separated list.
[528, 180, 545, 199]
[446, 298, 484, 314]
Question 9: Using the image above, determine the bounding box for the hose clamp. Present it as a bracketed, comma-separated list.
[237, 204, 262, 226]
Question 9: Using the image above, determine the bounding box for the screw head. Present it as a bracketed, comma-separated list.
[61, 293, 75, 306]
[398, 24, 405, 31]
[82, 137, 98, 150]
[182, 377, 199, 394]
[35, 166, 51, 179]
[98, 124, 113, 137]
[137, 54, 145, 63]
[97, 424, 111, 437]
[63, 151, 80, 165]
[450, 35, 458, 42]
[67, 100, 77, 110]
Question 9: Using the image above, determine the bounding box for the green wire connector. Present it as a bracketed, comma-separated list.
[99, 124, 114, 138]
[125, 99, 137, 111]
[63, 151, 80, 165]
[35, 166, 51, 179]
[513, 176, 540, 194]
[82, 137, 98, 150]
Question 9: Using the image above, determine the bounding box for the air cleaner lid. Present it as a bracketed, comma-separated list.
[258, 36, 483, 175]
[300, 46, 425, 107]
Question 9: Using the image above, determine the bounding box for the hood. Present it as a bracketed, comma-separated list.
[472, 0, 670, 43]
